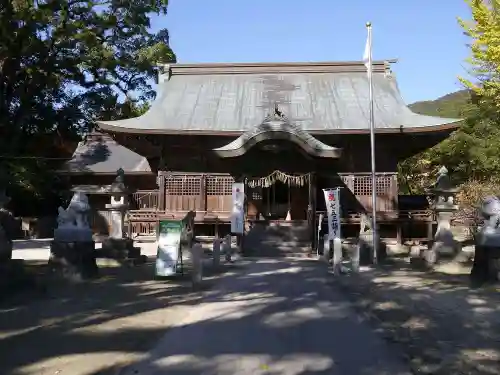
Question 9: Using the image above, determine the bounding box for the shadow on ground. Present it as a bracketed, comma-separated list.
[0, 258, 413, 375]
[90, 259, 412, 375]
[1, 255, 499, 375]
[335, 259, 500, 374]
[0, 261, 238, 375]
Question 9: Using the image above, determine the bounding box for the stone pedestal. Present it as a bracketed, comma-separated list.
[0, 225, 12, 263]
[99, 237, 142, 262]
[358, 230, 386, 265]
[101, 184, 144, 265]
[49, 241, 98, 281]
[425, 210, 459, 266]
[471, 227, 500, 285]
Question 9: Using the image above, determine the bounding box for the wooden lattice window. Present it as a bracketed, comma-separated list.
[165, 175, 202, 195]
[353, 176, 391, 195]
[206, 175, 234, 195]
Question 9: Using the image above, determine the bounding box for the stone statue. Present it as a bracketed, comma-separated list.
[435, 166, 452, 191]
[471, 196, 500, 284]
[359, 213, 372, 234]
[51, 191, 96, 280]
[54, 192, 92, 242]
[67, 192, 91, 229]
[57, 206, 74, 228]
[480, 196, 500, 230]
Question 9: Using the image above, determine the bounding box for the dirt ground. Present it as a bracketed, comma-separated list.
[0, 261, 232, 375]
[334, 258, 500, 375]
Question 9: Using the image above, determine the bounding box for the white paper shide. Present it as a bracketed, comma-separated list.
[323, 188, 341, 240]
[231, 183, 245, 234]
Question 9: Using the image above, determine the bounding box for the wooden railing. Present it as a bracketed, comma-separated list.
[132, 190, 159, 210]
[339, 173, 398, 212]
[127, 210, 158, 238]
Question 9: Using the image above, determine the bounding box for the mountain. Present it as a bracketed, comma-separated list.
[408, 89, 473, 118]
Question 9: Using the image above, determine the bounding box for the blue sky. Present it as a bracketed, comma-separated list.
[151, 0, 471, 104]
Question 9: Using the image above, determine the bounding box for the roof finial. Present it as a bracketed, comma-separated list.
[274, 103, 283, 118]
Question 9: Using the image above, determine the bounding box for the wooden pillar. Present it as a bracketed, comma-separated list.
[427, 214, 434, 241]
[157, 138, 167, 212]
[308, 172, 317, 251]
[200, 174, 207, 212]
[396, 221, 402, 245]
[157, 171, 167, 211]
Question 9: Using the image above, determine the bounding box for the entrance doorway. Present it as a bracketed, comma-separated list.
[262, 181, 290, 220]
[247, 172, 310, 221]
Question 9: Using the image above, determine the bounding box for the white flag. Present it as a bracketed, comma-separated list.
[363, 24, 372, 71]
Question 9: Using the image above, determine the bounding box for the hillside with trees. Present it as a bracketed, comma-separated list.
[399, 85, 500, 196]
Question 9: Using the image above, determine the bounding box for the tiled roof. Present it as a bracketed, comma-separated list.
[97, 61, 461, 134]
[61, 132, 152, 174]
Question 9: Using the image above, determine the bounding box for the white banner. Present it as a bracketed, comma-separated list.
[323, 188, 341, 240]
[231, 183, 245, 234]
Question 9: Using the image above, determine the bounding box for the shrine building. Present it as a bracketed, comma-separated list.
[62, 60, 461, 248]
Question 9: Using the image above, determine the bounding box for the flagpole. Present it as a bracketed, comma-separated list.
[366, 22, 378, 264]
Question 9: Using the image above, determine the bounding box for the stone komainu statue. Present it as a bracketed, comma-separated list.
[480, 196, 500, 229]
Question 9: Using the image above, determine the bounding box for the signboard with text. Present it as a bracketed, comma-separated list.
[231, 183, 245, 234]
[155, 219, 183, 276]
[323, 188, 341, 240]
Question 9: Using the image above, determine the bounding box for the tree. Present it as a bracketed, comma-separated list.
[458, 0, 500, 105]
[0, 0, 175, 215]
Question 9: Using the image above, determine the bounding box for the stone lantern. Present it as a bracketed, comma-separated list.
[425, 166, 459, 265]
[106, 168, 128, 239]
[101, 168, 142, 262]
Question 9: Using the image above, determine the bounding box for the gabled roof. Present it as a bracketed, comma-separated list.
[97, 60, 461, 135]
[60, 132, 152, 175]
[213, 105, 341, 158]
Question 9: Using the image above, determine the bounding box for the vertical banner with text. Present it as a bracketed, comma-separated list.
[231, 183, 245, 234]
[323, 188, 341, 240]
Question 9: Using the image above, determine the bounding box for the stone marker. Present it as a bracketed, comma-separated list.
[223, 234, 232, 262]
[332, 237, 342, 275]
[190, 242, 203, 287]
[212, 236, 221, 268]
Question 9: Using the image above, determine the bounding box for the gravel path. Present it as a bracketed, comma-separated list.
[121, 258, 412, 375]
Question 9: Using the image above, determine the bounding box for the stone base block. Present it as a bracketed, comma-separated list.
[49, 241, 98, 281]
[99, 238, 143, 263]
[470, 245, 500, 285]
[0, 259, 37, 296]
[358, 231, 387, 264]
[0, 239, 12, 262]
